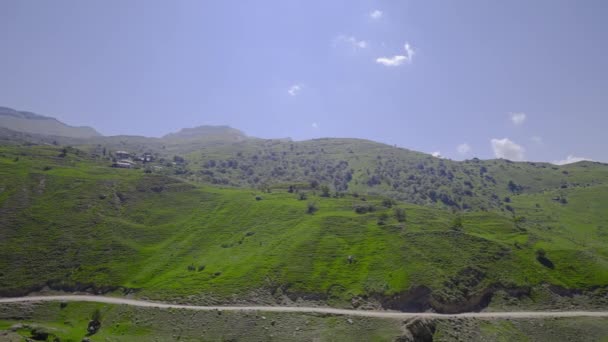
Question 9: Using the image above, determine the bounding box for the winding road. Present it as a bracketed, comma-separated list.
[1, 295, 608, 320]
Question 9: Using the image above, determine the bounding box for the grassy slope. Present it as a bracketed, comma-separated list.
[1, 144, 608, 311]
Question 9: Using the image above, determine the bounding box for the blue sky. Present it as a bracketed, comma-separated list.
[1, 0, 607, 164]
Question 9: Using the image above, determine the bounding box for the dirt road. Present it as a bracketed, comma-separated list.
[2, 295, 608, 319]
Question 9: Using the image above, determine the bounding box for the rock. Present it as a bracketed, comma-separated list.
[82, 338, 92, 342]
[347, 318, 354, 324]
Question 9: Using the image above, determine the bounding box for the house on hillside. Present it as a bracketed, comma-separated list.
[112, 161, 132, 169]
[142, 152, 154, 162]
[115, 151, 130, 159]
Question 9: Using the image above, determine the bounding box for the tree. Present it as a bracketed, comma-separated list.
[451, 216, 463, 231]
[535, 248, 554, 269]
[320, 185, 330, 197]
[508, 180, 523, 193]
[307, 202, 318, 214]
[382, 198, 394, 208]
[394, 207, 407, 222]
[377, 213, 389, 225]
[58, 148, 68, 158]
[535, 248, 546, 259]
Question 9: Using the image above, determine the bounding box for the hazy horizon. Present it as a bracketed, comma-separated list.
[1, 0, 607, 164]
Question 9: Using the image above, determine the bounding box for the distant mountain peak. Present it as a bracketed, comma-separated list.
[162, 125, 248, 142]
[0, 106, 102, 138]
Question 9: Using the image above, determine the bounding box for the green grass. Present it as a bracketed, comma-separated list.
[1, 144, 608, 311]
[0, 302, 404, 341]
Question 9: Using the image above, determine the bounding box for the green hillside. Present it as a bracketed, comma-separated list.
[74, 135, 608, 212]
[1, 143, 608, 313]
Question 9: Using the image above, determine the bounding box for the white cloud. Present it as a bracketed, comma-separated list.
[311, 122, 319, 129]
[404, 43, 415, 60]
[376, 55, 407, 66]
[553, 155, 593, 165]
[509, 112, 526, 125]
[287, 84, 302, 96]
[431, 151, 442, 158]
[370, 10, 383, 20]
[491, 138, 525, 161]
[335, 35, 368, 49]
[376, 42, 415, 66]
[457, 143, 472, 155]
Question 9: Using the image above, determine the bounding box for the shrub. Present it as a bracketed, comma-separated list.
[394, 207, 407, 222]
[382, 198, 394, 208]
[320, 185, 331, 197]
[451, 216, 463, 231]
[197, 265, 206, 272]
[298, 192, 308, 201]
[354, 204, 375, 214]
[377, 213, 389, 225]
[535, 249, 554, 269]
[307, 202, 318, 214]
[535, 248, 546, 258]
[91, 308, 101, 322]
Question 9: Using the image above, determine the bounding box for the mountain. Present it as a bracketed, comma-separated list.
[163, 125, 248, 142]
[1, 143, 608, 316]
[1, 108, 608, 327]
[0, 106, 101, 138]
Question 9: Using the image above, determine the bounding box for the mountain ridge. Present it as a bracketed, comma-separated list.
[0, 106, 101, 138]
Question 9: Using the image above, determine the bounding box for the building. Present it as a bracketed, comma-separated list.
[115, 151, 130, 159]
[112, 161, 132, 169]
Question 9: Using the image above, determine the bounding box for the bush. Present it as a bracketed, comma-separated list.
[377, 213, 389, 225]
[382, 198, 394, 208]
[307, 202, 318, 214]
[535, 248, 546, 258]
[298, 192, 308, 200]
[354, 204, 375, 214]
[451, 216, 463, 231]
[394, 208, 407, 222]
[320, 185, 331, 197]
[536, 249, 554, 269]
[197, 265, 206, 272]
[91, 308, 101, 322]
